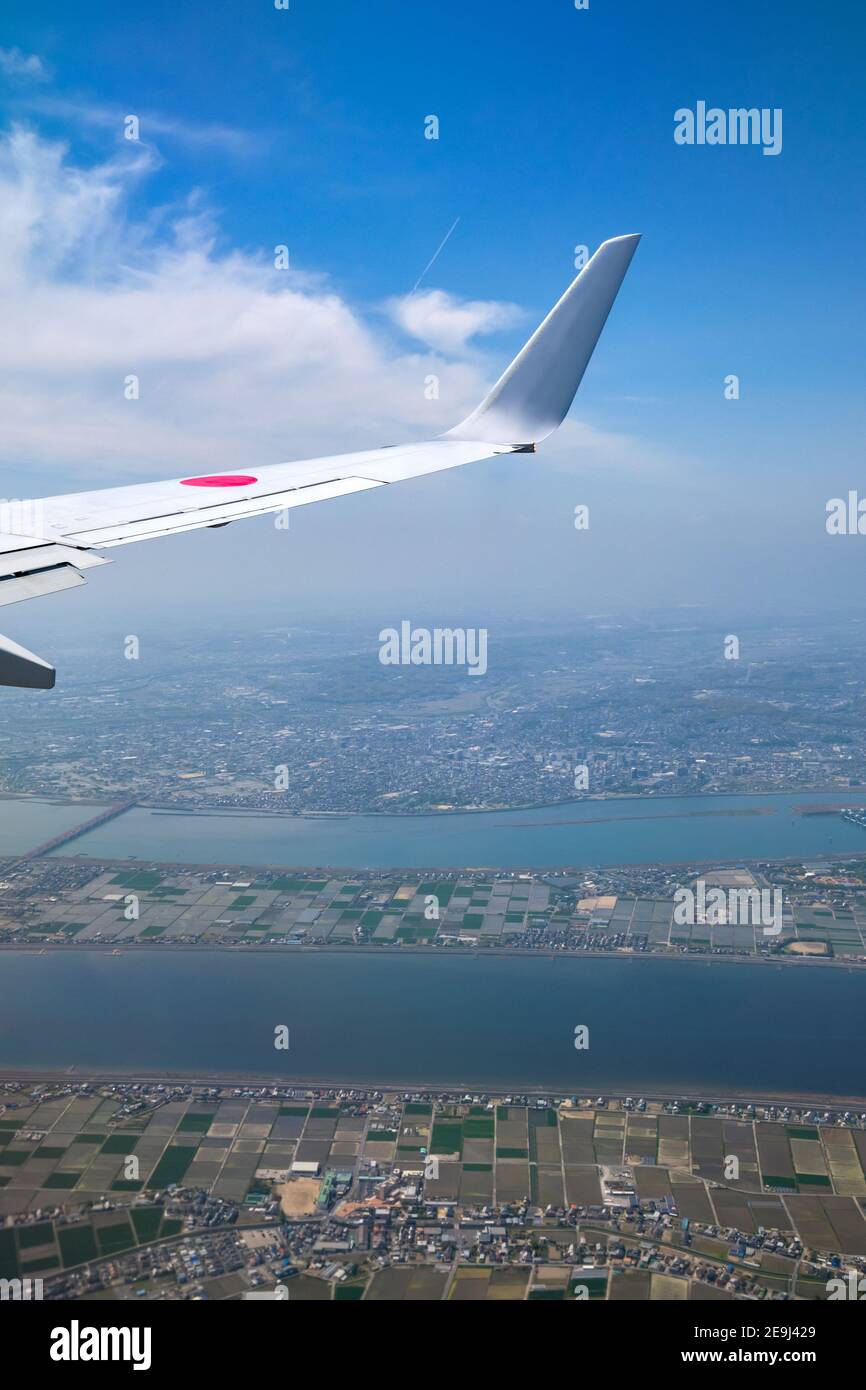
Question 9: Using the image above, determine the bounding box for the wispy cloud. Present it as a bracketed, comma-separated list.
[0, 48, 254, 153]
[0, 47, 49, 82]
[17, 92, 256, 155]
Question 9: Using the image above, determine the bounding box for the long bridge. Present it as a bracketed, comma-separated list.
[20, 797, 138, 860]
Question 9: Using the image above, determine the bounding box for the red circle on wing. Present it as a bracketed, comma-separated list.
[180, 474, 258, 487]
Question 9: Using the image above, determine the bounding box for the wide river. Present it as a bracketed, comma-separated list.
[36, 789, 866, 868]
[0, 797, 113, 857]
[0, 951, 863, 1099]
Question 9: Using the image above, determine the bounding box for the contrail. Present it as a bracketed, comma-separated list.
[410, 216, 461, 295]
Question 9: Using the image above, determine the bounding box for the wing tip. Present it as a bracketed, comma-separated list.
[444, 232, 641, 447]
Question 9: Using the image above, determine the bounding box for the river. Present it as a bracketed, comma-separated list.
[0, 950, 863, 1098]
[37, 789, 866, 869]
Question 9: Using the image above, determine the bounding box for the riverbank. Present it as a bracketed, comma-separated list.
[1, 1066, 863, 1110]
[3, 939, 865, 972]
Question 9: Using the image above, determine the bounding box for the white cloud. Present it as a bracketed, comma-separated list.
[0, 121, 724, 628]
[387, 288, 524, 354]
[0, 119, 673, 527]
[0, 47, 48, 82]
[0, 126, 504, 483]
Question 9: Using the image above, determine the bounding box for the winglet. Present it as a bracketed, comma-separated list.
[443, 233, 640, 447]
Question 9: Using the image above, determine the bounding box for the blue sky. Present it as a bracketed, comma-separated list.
[0, 0, 864, 643]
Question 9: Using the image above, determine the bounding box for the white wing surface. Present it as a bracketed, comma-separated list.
[0, 234, 639, 687]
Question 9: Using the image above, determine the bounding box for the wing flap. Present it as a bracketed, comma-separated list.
[0, 565, 86, 607]
[0, 541, 110, 578]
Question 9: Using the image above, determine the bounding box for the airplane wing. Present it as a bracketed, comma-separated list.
[0, 233, 640, 688]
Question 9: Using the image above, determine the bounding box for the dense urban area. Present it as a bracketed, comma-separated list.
[1, 616, 865, 812]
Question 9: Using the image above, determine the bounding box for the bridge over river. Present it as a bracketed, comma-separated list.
[19, 798, 138, 860]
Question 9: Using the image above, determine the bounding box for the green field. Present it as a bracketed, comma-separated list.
[147, 1144, 198, 1189]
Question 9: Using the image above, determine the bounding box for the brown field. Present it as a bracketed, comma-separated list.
[275, 1177, 320, 1217]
